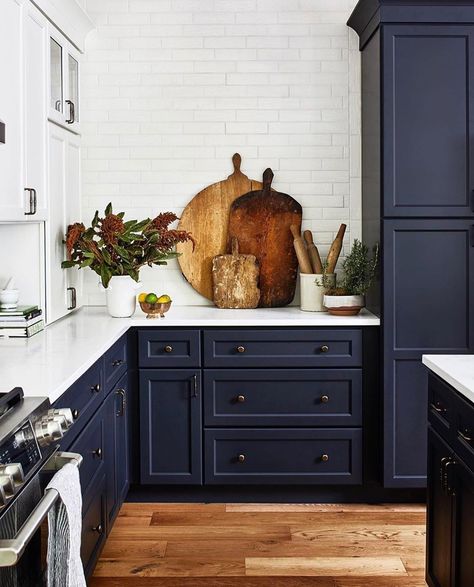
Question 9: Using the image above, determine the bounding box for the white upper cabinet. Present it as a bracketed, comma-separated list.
[48, 32, 81, 134]
[0, 0, 48, 221]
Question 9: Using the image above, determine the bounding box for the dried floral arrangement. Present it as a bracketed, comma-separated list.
[323, 239, 379, 296]
[62, 203, 194, 287]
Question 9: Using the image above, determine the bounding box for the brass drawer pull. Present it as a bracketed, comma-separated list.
[459, 429, 474, 443]
[430, 402, 447, 414]
[92, 524, 103, 534]
[321, 454, 329, 462]
[320, 395, 329, 403]
[237, 345, 246, 354]
[237, 395, 246, 403]
[164, 345, 173, 353]
[91, 383, 101, 393]
[93, 448, 102, 458]
[238, 454, 246, 463]
[320, 345, 329, 353]
[72, 409, 79, 420]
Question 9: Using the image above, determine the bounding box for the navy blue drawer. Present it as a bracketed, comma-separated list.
[81, 473, 106, 578]
[103, 335, 127, 393]
[204, 369, 362, 427]
[69, 405, 106, 497]
[54, 360, 103, 447]
[452, 389, 474, 474]
[139, 330, 201, 368]
[203, 329, 362, 368]
[204, 428, 362, 485]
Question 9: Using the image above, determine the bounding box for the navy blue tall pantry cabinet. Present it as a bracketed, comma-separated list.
[348, 1, 474, 487]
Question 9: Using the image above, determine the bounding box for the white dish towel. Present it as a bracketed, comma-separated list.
[46, 462, 86, 587]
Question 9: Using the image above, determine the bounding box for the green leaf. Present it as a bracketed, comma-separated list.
[105, 202, 113, 216]
[80, 258, 94, 268]
[100, 264, 112, 288]
[91, 210, 100, 228]
[61, 260, 76, 269]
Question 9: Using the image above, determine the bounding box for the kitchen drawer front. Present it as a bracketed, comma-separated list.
[54, 360, 103, 446]
[81, 473, 107, 578]
[428, 373, 454, 436]
[204, 369, 362, 427]
[452, 390, 474, 473]
[69, 406, 106, 497]
[204, 428, 362, 485]
[203, 329, 362, 368]
[139, 329, 201, 368]
[103, 335, 127, 392]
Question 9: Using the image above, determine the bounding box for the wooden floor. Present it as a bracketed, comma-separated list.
[90, 503, 427, 587]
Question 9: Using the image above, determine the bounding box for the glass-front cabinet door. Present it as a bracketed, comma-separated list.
[48, 32, 80, 134]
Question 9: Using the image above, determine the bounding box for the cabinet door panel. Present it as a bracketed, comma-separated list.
[383, 26, 474, 217]
[426, 427, 454, 587]
[140, 370, 202, 485]
[454, 457, 474, 587]
[384, 220, 474, 487]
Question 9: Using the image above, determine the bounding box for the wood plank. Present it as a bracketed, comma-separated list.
[93, 558, 245, 577]
[119, 503, 226, 515]
[335, 579, 427, 587]
[100, 540, 167, 559]
[245, 556, 407, 577]
[90, 578, 337, 587]
[290, 524, 426, 543]
[226, 504, 425, 513]
[106, 525, 292, 541]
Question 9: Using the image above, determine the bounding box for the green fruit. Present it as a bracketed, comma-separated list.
[145, 293, 158, 304]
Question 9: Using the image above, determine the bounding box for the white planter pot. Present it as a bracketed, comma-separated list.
[104, 276, 141, 318]
[300, 273, 336, 312]
[323, 294, 365, 316]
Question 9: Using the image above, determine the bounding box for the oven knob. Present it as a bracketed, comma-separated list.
[0, 463, 24, 488]
[43, 414, 70, 433]
[47, 409, 74, 429]
[0, 473, 15, 502]
[34, 418, 64, 447]
[0, 484, 7, 508]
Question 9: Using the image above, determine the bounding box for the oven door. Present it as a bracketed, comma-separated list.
[0, 452, 82, 587]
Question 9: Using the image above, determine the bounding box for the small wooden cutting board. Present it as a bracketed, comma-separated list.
[227, 168, 302, 307]
[177, 154, 263, 301]
[212, 238, 260, 309]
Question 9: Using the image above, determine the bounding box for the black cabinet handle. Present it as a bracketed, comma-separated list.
[459, 429, 474, 443]
[444, 459, 457, 496]
[320, 345, 329, 353]
[24, 188, 37, 215]
[92, 524, 103, 534]
[164, 345, 173, 353]
[236, 345, 246, 353]
[116, 389, 126, 417]
[321, 454, 329, 462]
[93, 448, 102, 458]
[72, 409, 79, 420]
[192, 374, 198, 398]
[238, 454, 245, 463]
[65, 100, 75, 124]
[112, 359, 124, 367]
[320, 395, 329, 403]
[91, 383, 101, 393]
[430, 402, 446, 414]
[67, 287, 77, 310]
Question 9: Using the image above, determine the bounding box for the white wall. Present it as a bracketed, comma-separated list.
[80, 0, 361, 306]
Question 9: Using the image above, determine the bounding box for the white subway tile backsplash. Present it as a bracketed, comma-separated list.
[81, 0, 361, 306]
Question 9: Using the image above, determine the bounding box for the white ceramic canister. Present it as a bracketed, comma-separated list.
[104, 276, 142, 318]
[300, 273, 336, 312]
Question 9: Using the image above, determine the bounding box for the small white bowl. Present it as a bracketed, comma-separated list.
[0, 289, 20, 309]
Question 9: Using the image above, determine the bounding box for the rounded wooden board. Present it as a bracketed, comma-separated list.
[177, 154, 263, 300]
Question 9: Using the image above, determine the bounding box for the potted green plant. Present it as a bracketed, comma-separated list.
[322, 239, 379, 316]
[62, 203, 193, 318]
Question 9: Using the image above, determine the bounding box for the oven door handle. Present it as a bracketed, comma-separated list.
[0, 452, 83, 568]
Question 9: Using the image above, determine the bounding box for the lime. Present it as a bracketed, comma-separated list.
[157, 294, 171, 303]
[145, 293, 158, 304]
[138, 293, 148, 303]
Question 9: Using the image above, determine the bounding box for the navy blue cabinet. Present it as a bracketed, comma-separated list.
[426, 374, 474, 587]
[139, 369, 202, 484]
[348, 0, 474, 488]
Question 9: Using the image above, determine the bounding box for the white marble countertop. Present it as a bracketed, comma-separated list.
[423, 355, 474, 404]
[0, 305, 379, 403]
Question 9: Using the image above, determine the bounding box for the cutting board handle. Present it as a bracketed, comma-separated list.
[232, 153, 242, 173]
[262, 168, 274, 194]
[231, 237, 239, 255]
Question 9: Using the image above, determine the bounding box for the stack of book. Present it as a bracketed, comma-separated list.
[0, 306, 44, 338]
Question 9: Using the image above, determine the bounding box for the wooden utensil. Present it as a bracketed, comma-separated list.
[177, 153, 264, 301]
[227, 168, 302, 307]
[303, 230, 323, 274]
[326, 223, 347, 273]
[290, 225, 313, 275]
[212, 238, 260, 309]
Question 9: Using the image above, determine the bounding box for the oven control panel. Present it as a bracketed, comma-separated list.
[0, 420, 41, 477]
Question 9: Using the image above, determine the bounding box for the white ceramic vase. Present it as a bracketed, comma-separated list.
[300, 273, 336, 312]
[104, 276, 141, 318]
[323, 294, 365, 316]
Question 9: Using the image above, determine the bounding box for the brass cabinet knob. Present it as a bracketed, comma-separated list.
[164, 345, 173, 353]
[237, 345, 246, 353]
[320, 345, 329, 353]
[92, 524, 103, 534]
[91, 383, 101, 393]
[72, 409, 79, 420]
[238, 454, 246, 463]
[321, 454, 329, 462]
[237, 395, 246, 403]
[93, 448, 102, 458]
[321, 395, 329, 403]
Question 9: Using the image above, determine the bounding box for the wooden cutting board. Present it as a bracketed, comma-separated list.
[177, 154, 263, 301]
[227, 168, 302, 308]
[212, 238, 260, 309]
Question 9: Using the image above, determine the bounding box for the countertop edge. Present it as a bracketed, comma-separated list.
[423, 355, 474, 405]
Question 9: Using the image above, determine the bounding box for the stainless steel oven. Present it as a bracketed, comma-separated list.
[0, 388, 79, 586]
